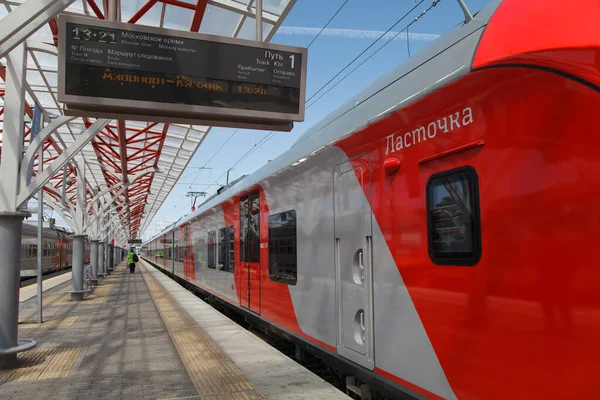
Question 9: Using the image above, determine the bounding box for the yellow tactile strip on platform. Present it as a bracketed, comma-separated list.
[43, 279, 116, 305]
[0, 347, 81, 383]
[19, 316, 78, 328]
[141, 264, 264, 400]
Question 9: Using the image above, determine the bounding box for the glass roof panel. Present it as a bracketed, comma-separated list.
[162, 4, 192, 31]
[121, 0, 162, 25]
[198, 5, 240, 36]
[237, 17, 273, 41]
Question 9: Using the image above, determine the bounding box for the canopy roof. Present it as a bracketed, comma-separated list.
[0, 0, 294, 240]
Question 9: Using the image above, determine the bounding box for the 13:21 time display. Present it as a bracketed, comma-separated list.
[72, 26, 117, 44]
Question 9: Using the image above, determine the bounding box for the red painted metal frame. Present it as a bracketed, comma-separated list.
[90, 0, 210, 239]
[1, 0, 211, 238]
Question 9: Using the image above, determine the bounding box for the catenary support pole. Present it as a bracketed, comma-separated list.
[36, 157, 43, 324]
[456, 0, 473, 23]
[69, 235, 89, 300]
[90, 240, 99, 285]
[0, 213, 36, 368]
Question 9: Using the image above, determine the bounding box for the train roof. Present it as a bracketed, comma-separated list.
[144, 0, 504, 244]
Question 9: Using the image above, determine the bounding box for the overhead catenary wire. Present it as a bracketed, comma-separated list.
[176, 0, 353, 196]
[215, 0, 438, 173]
[306, 0, 352, 48]
[157, 0, 440, 226]
[163, 0, 355, 212]
[304, 0, 425, 105]
[306, 0, 442, 111]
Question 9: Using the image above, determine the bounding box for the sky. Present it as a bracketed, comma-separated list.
[45, 0, 494, 241]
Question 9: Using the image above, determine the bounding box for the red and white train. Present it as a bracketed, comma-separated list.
[20, 224, 91, 279]
[142, 0, 600, 398]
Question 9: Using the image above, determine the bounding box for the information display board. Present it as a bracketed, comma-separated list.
[58, 15, 307, 130]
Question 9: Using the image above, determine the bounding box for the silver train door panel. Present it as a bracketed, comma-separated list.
[334, 154, 375, 370]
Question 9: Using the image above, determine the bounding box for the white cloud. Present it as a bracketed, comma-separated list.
[277, 26, 440, 42]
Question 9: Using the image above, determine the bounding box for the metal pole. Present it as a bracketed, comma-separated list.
[456, 0, 473, 23]
[69, 235, 88, 300]
[0, 43, 37, 368]
[36, 150, 43, 324]
[114, 243, 118, 268]
[98, 241, 105, 279]
[256, 0, 262, 41]
[90, 240, 99, 285]
[109, 243, 114, 272]
[108, 0, 118, 21]
[0, 213, 36, 368]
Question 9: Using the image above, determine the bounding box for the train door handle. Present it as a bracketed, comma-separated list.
[360, 310, 366, 343]
[358, 249, 364, 282]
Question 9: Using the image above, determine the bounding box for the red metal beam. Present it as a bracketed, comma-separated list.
[128, 0, 159, 23]
[87, 0, 105, 19]
[190, 0, 209, 32]
[48, 18, 59, 45]
[160, 0, 195, 10]
[126, 122, 159, 142]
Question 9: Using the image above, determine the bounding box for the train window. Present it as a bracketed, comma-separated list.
[427, 166, 481, 266]
[268, 210, 297, 285]
[207, 230, 216, 269]
[218, 226, 235, 272]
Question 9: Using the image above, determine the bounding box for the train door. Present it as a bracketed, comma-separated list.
[171, 230, 175, 275]
[240, 190, 261, 314]
[183, 224, 194, 279]
[334, 154, 375, 370]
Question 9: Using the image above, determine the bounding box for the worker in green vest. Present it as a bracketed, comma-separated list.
[127, 248, 138, 274]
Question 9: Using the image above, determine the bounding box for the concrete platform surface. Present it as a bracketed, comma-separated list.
[1, 260, 348, 400]
[19, 271, 74, 303]
[141, 260, 349, 400]
[4, 262, 198, 400]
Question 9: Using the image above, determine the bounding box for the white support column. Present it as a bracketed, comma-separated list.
[90, 240, 99, 285]
[0, 44, 26, 212]
[68, 235, 89, 300]
[68, 158, 89, 300]
[0, 44, 36, 368]
[0, 0, 75, 58]
[75, 158, 86, 234]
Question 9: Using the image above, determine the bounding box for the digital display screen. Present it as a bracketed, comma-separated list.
[59, 16, 307, 122]
[65, 64, 300, 114]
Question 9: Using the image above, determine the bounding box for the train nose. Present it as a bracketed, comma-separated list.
[473, 0, 600, 88]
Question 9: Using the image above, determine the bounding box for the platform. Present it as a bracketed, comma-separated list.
[19, 271, 74, 303]
[0, 261, 348, 400]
